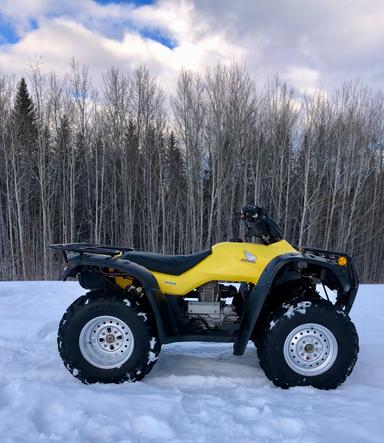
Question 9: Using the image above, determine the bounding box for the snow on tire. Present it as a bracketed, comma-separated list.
[256, 299, 359, 389]
[57, 289, 161, 384]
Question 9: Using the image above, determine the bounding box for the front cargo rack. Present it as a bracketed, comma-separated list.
[49, 243, 134, 259]
[298, 246, 351, 261]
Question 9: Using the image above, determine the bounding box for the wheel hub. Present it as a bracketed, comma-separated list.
[283, 323, 338, 376]
[105, 334, 116, 344]
[79, 316, 135, 369]
[304, 343, 314, 353]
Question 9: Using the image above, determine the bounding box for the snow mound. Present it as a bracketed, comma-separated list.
[0, 281, 383, 442]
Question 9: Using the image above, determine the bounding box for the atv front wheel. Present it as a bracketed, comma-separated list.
[58, 290, 161, 384]
[257, 299, 359, 389]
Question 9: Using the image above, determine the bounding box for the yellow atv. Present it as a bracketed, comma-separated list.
[50, 205, 359, 389]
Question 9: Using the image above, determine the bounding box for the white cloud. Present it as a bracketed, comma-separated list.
[0, 5, 244, 93]
[0, 0, 383, 93]
[192, 0, 384, 91]
[130, 0, 198, 42]
[282, 66, 320, 95]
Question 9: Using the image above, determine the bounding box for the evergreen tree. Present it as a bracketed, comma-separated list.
[13, 78, 37, 151]
[165, 131, 186, 252]
[167, 132, 183, 180]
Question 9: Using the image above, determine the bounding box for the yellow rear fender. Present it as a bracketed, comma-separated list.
[61, 252, 174, 342]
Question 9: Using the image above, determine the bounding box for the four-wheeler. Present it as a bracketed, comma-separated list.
[50, 205, 359, 389]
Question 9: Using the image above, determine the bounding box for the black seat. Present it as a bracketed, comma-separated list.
[123, 249, 212, 275]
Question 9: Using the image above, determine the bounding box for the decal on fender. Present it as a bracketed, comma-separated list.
[241, 250, 256, 263]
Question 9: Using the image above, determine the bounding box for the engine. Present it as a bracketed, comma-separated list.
[187, 282, 239, 328]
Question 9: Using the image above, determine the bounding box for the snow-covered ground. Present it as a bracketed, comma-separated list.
[0, 282, 383, 443]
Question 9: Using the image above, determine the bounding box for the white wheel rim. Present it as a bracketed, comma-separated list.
[283, 323, 338, 376]
[79, 316, 135, 369]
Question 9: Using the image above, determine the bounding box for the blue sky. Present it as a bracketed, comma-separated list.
[0, 1, 174, 48]
[0, 15, 18, 44]
[0, 0, 384, 93]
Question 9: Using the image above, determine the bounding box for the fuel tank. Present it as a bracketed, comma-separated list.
[152, 240, 298, 295]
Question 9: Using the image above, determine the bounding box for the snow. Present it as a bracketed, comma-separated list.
[138, 312, 148, 322]
[269, 319, 278, 330]
[283, 301, 312, 318]
[0, 281, 383, 443]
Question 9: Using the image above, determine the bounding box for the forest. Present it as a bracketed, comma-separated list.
[0, 61, 383, 282]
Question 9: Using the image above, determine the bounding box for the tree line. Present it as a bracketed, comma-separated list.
[0, 62, 383, 282]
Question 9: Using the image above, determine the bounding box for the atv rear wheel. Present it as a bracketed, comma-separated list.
[256, 299, 358, 389]
[58, 289, 161, 384]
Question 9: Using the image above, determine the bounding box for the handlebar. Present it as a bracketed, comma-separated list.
[235, 205, 283, 244]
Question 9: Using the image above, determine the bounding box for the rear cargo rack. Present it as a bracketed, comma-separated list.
[49, 243, 134, 258]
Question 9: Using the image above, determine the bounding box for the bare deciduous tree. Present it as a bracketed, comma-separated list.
[0, 63, 383, 282]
